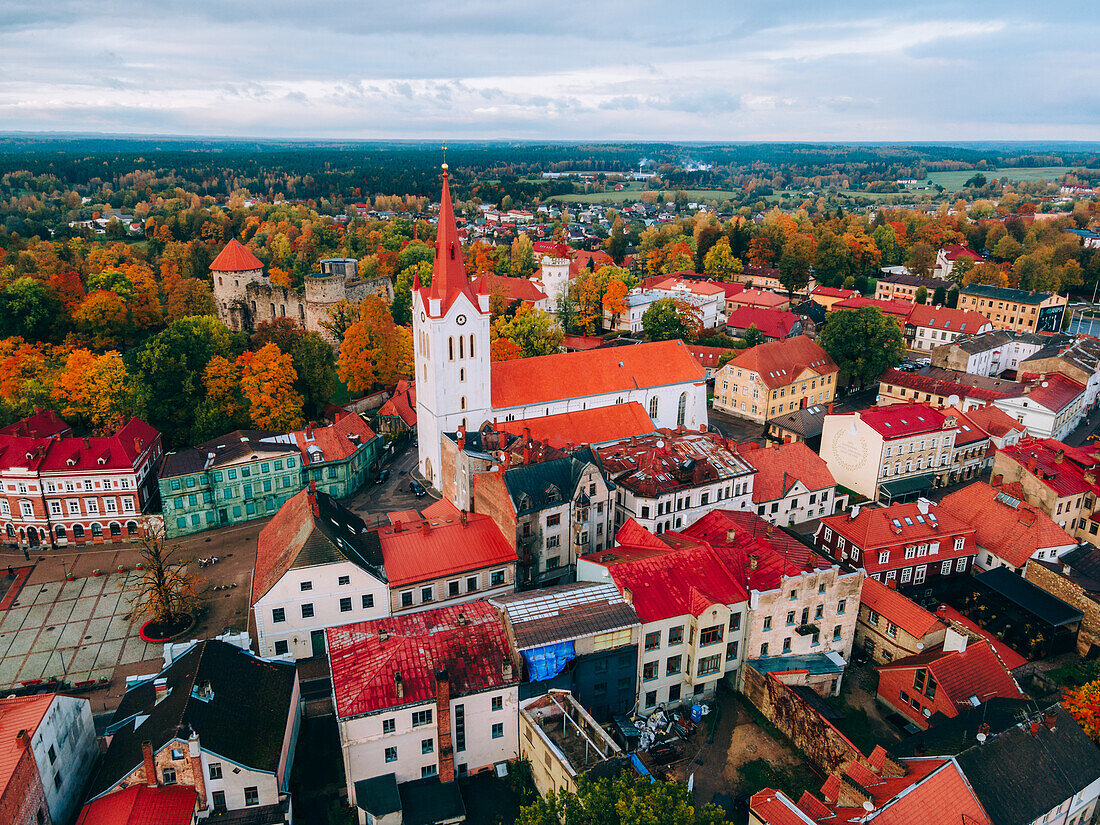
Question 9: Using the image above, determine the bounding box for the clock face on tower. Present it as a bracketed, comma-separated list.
[829, 428, 869, 472]
[456, 314, 467, 326]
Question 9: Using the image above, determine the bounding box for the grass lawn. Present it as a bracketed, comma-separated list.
[551, 187, 740, 205]
[922, 166, 1076, 190]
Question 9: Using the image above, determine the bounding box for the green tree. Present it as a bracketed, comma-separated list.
[392, 261, 431, 327]
[493, 306, 564, 358]
[907, 242, 936, 279]
[779, 234, 815, 297]
[703, 239, 743, 281]
[932, 285, 948, 306]
[914, 286, 928, 305]
[743, 324, 764, 348]
[819, 307, 906, 388]
[518, 774, 729, 825]
[0, 277, 66, 342]
[992, 235, 1023, 263]
[641, 298, 689, 341]
[607, 219, 627, 263]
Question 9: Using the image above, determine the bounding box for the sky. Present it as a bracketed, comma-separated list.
[0, 0, 1097, 141]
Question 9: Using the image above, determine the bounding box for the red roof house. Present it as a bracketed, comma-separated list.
[738, 441, 842, 515]
[494, 402, 655, 449]
[377, 379, 417, 432]
[0, 409, 71, 439]
[725, 306, 801, 341]
[75, 785, 197, 825]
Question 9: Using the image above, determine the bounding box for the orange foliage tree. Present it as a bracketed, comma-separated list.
[337, 297, 412, 394]
[1064, 679, 1100, 744]
[491, 338, 523, 361]
[52, 349, 142, 431]
[603, 279, 629, 327]
[237, 344, 304, 431]
[165, 278, 217, 321]
[74, 290, 130, 349]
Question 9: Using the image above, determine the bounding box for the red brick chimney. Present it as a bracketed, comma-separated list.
[435, 669, 455, 783]
[188, 731, 206, 810]
[142, 740, 158, 787]
[827, 403, 834, 414]
[457, 425, 466, 451]
[460, 510, 468, 527]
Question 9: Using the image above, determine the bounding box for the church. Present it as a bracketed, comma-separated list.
[413, 164, 709, 486]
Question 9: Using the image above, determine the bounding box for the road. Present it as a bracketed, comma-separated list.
[345, 442, 439, 526]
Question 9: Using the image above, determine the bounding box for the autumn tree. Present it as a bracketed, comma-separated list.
[642, 298, 689, 342]
[819, 307, 906, 388]
[603, 279, 629, 328]
[252, 320, 337, 418]
[74, 289, 131, 350]
[165, 278, 217, 321]
[1064, 679, 1100, 744]
[52, 349, 143, 432]
[492, 305, 564, 358]
[131, 527, 199, 630]
[703, 239, 744, 281]
[907, 242, 936, 279]
[237, 343, 304, 431]
[511, 233, 535, 277]
[491, 338, 524, 361]
[963, 262, 1009, 287]
[338, 296, 412, 394]
[518, 774, 729, 825]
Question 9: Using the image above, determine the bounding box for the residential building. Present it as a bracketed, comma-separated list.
[958, 403, 1027, 450]
[265, 413, 382, 498]
[0, 694, 98, 825]
[930, 329, 1050, 376]
[993, 437, 1100, 542]
[958, 284, 1068, 334]
[0, 409, 71, 439]
[642, 275, 728, 329]
[412, 169, 707, 490]
[732, 266, 791, 293]
[490, 582, 640, 721]
[809, 286, 859, 309]
[856, 577, 947, 664]
[939, 481, 1076, 574]
[1025, 544, 1100, 656]
[89, 640, 300, 822]
[876, 631, 1024, 729]
[76, 786, 197, 825]
[473, 449, 612, 587]
[829, 295, 913, 327]
[328, 603, 519, 820]
[725, 306, 802, 342]
[595, 428, 755, 535]
[687, 345, 736, 380]
[993, 372, 1086, 441]
[712, 335, 839, 423]
[764, 403, 831, 451]
[815, 498, 978, 588]
[377, 501, 517, 614]
[251, 487, 389, 660]
[1019, 334, 1100, 407]
[377, 379, 417, 435]
[905, 303, 992, 351]
[819, 403, 960, 502]
[874, 271, 953, 302]
[933, 243, 985, 279]
[877, 366, 1022, 412]
[725, 287, 790, 314]
[738, 441, 847, 525]
[519, 691, 626, 797]
[470, 273, 550, 312]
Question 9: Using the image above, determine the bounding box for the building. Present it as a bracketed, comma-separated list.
[874, 271, 953, 302]
[815, 498, 978, 588]
[377, 502, 517, 614]
[1019, 334, 1100, 407]
[328, 603, 519, 820]
[269, 413, 382, 498]
[993, 372, 1086, 441]
[377, 380, 417, 436]
[905, 304, 992, 351]
[473, 449, 612, 588]
[876, 367, 1022, 412]
[738, 441, 847, 525]
[724, 306, 802, 342]
[733, 266, 791, 292]
[251, 488, 389, 660]
[712, 335, 839, 423]
[829, 296, 913, 327]
[687, 345, 735, 380]
[0, 694, 97, 825]
[819, 404, 959, 502]
[809, 286, 859, 309]
[1025, 544, 1100, 656]
[641, 276, 728, 330]
[519, 691, 626, 797]
[75, 786, 197, 825]
[725, 287, 791, 314]
[595, 428, 756, 535]
[957, 284, 1068, 334]
[764, 404, 831, 451]
[469, 273, 550, 312]
[938, 481, 1076, 574]
[212, 244, 393, 344]
[930, 329, 1051, 377]
[0, 416, 162, 549]
[410, 173, 707, 488]
[958, 403, 1027, 450]
[933, 243, 985, 279]
[993, 438, 1100, 542]
[89, 640, 300, 822]
[490, 582, 640, 721]
[876, 632, 1024, 729]
[855, 577, 947, 664]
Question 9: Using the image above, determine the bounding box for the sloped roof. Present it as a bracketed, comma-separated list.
[0, 417, 160, 475]
[810, 286, 860, 300]
[878, 639, 1024, 711]
[93, 640, 297, 797]
[960, 404, 1025, 440]
[961, 284, 1058, 304]
[860, 577, 944, 639]
[502, 450, 601, 515]
[252, 489, 385, 604]
[739, 441, 837, 502]
[857, 402, 952, 439]
[377, 509, 516, 587]
[262, 413, 377, 466]
[76, 785, 197, 825]
[882, 368, 1024, 403]
[725, 335, 837, 390]
[327, 603, 517, 719]
[938, 481, 1075, 567]
[819, 499, 975, 556]
[940, 243, 985, 263]
[494, 402, 655, 449]
[160, 429, 291, 479]
[209, 238, 263, 272]
[728, 288, 789, 308]
[609, 544, 750, 623]
[378, 380, 417, 426]
[998, 437, 1100, 497]
[0, 409, 71, 438]
[490, 582, 640, 649]
[907, 304, 991, 334]
[1010, 372, 1085, 413]
[594, 429, 754, 498]
[0, 695, 54, 797]
[472, 274, 548, 303]
[832, 295, 913, 318]
[725, 306, 800, 339]
[688, 345, 734, 370]
[490, 339, 704, 409]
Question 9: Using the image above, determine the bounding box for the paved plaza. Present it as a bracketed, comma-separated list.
[0, 571, 159, 691]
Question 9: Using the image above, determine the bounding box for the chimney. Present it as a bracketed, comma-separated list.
[422, 520, 432, 537]
[622, 586, 633, 604]
[435, 670, 455, 783]
[394, 672, 404, 700]
[154, 678, 168, 704]
[188, 730, 207, 810]
[306, 423, 313, 439]
[783, 435, 791, 444]
[1055, 448, 1065, 464]
[378, 627, 389, 642]
[1027, 454, 1038, 472]
[142, 740, 158, 787]
[1030, 720, 1040, 737]
[134, 437, 143, 453]
[943, 627, 969, 653]
[457, 426, 466, 451]
[393, 520, 403, 533]
[15, 729, 28, 749]
[502, 658, 514, 681]
[1044, 711, 1058, 731]
[726, 528, 737, 543]
[748, 554, 758, 571]
[460, 509, 468, 526]
[937, 604, 948, 620]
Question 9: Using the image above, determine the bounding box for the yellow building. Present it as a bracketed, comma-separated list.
[957, 284, 1068, 334]
[713, 335, 839, 423]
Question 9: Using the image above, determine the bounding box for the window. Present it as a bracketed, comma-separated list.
[339, 597, 352, 612]
[48, 745, 56, 765]
[546, 536, 560, 549]
[782, 637, 792, 653]
[448, 580, 460, 597]
[760, 643, 769, 656]
[492, 696, 503, 711]
[697, 655, 721, 676]
[649, 396, 658, 418]
[833, 625, 841, 641]
[412, 709, 433, 727]
[454, 704, 466, 752]
[363, 594, 375, 609]
[212, 791, 226, 811]
[729, 613, 741, 631]
[941, 560, 953, 575]
[209, 762, 222, 780]
[666, 655, 682, 675]
[466, 576, 478, 591]
[837, 599, 846, 615]
[401, 591, 413, 607]
[300, 581, 313, 592]
[274, 640, 288, 655]
[643, 661, 658, 681]
[786, 611, 795, 626]
[338, 575, 350, 586]
[301, 603, 314, 619]
[385, 745, 398, 763]
[383, 718, 396, 734]
[546, 513, 561, 526]
[645, 690, 658, 708]
[492, 722, 504, 739]
[422, 738, 434, 754]
[886, 622, 898, 638]
[421, 764, 438, 778]
[421, 587, 434, 602]
[668, 626, 684, 646]
[271, 607, 285, 624]
[491, 570, 505, 586]
[763, 616, 772, 631]
[700, 625, 723, 646]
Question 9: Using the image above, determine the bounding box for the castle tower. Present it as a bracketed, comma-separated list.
[210, 239, 265, 331]
[539, 256, 571, 308]
[412, 164, 492, 486]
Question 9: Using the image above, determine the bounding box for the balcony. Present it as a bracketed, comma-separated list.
[795, 623, 820, 637]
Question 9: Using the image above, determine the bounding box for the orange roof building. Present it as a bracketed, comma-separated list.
[738, 441, 845, 525]
[855, 577, 948, 664]
[75, 785, 197, 825]
[713, 336, 839, 424]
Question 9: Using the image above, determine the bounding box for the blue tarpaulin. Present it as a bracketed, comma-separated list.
[523, 641, 575, 681]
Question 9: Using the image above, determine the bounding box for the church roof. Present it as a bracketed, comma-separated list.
[210, 239, 263, 272]
[418, 168, 484, 317]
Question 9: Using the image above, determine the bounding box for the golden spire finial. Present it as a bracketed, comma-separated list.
[441, 140, 448, 172]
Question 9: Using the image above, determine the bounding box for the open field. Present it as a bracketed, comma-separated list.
[552, 187, 739, 204]
[921, 166, 1076, 190]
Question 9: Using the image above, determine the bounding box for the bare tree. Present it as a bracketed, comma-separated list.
[132, 527, 198, 627]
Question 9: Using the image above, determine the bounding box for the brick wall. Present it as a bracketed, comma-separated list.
[0, 744, 50, 825]
[1025, 561, 1100, 656]
[472, 472, 517, 551]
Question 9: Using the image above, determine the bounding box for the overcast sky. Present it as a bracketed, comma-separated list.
[0, 0, 1096, 141]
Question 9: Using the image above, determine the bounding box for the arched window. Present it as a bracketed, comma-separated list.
[91, 523, 103, 537]
[5, 525, 13, 538]
[110, 522, 122, 537]
[649, 396, 659, 419]
[469, 335, 475, 358]
[55, 526, 66, 540]
[677, 392, 687, 427]
[127, 521, 139, 536]
[448, 337, 454, 361]
[459, 368, 465, 382]
[73, 524, 84, 538]
[270, 303, 276, 317]
[460, 396, 467, 411]
[459, 336, 465, 359]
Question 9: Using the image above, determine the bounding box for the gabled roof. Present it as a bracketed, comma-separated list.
[472, 273, 548, 303]
[0, 409, 71, 438]
[860, 577, 944, 639]
[810, 286, 859, 300]
[998, 437, 1100, 498]
[959, 404, 1025, 440]
[1007, 372, 1084, 413]
[938, 481, 1074, 567]
[502, 449, 602, 515]
[279, 413, 377, 465]
[378, 380, 417, 426]
[882, 368, 1024, 403]
[93, 640, 297, 797]
[0, 695, 55, 796]
[76, 785, 197, 825]
[160, 429, 291, 479]
[832, 295, 913, 318]
[209, 238, 263, 272]
[687, 345, 735, 370]
[878, 639, 1024, 711]
[907, 304, 991, 333]
[0, 417, 160, 474]
[724, 335, 837, 390]
[940, 243, 985, 263]
[376, 508, 517, 587]
[490, 339, 704, 409]
[728, 288, 789, 308]
[739, 442, 837, 502]
[594, 429, 753, 498]
[493, 402, 655, 449]
[856, 402, 953, 439]
[327, 603, 517, 719]
[819, 500, 974, 554]
[252, 489, 385, 604]
[725, 306, 800, 339]
[490, 582, 640, 649]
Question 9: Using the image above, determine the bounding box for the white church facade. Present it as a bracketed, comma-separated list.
[412, 167, 709, 486]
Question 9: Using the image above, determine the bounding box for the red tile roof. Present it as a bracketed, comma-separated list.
[960, 404, 1025, 440]
[594, 429, 754, 497]
[999, 437, 1100, 498]
[378, 380, 416, 427]
[739, 442, 837, 502]
[863, 760, 991, 825]
[728, 288, 789, 309]
[907, 303, 991, 333]
[209, 238, 263, 272]
[0, 695, 54, 797]
[882, 369, 1022, 403]
[938, 605, 1028, 670]
[327, 602, 517, 719]
[724, 335, 837, 390]
[0, 409, 71, 438]
[860, 577, 944, 639]
[286, 413, 377, 465]
[725, 306, 800, 339]
[609, 543, 750, 622]
[562, 335, 606, 351]
[749, 790, 816, 825]
[76, 785, 197, 825]
[650, 276, 728, 297]
[472, 274, 548, 303]
[252, 489, 314, 603]
[495, 402, 654, 449]
[938, 481, 1075, 568]
[832, 296, 913, 319]
[942, 243, 985, 263]
[810, 286, 860, 300]
[879, 638, 1023, 710]
[490, 339, 704, 409]
[1014, 372, 1085, 413]
[856, 402, 954, 439]
[688, 345, 734, 370]
[569, 249, 614, 276]
[377, 510, 517, 587]
[0, 418, 160, 474]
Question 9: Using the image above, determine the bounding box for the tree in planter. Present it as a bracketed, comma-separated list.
[132, 528, 199, 633]
[519, 773, 729, 825]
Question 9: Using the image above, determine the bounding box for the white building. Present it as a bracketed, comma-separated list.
[739, 441, 848, 525]
[251, 488, 389, 660]
[905, 304, 992, 352]
[994, 374, 1087, 441]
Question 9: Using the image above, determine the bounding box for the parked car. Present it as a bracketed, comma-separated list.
[410, 480, 426, 497]
[376, 468, 389, 484]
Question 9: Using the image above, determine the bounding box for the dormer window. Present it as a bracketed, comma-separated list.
[546, 484, 562, 503]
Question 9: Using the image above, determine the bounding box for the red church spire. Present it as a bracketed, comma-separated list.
[428, 161, 470, 300]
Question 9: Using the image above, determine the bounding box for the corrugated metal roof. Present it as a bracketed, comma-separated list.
[490, 582, 639, 649]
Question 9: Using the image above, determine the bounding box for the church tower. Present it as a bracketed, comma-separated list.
[412, 163, 492, 486]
